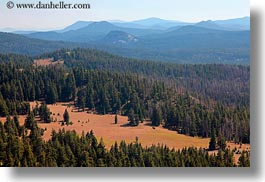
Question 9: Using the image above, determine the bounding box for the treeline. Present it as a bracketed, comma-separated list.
[0, 59, 249, 143]
[0, 117, 250, 167]
[39, 48, 249, 107]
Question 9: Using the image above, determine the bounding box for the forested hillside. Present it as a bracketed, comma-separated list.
[0, 49, 250, 167]
[40, 48, 249, 107]
[0, 49, 249, 141]
[0, 32, 82, 56]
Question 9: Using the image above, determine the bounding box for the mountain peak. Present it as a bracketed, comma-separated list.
[59, 21, 93, 32]
[196, 20, 217, 26]
[194, 20, 224, 30]
[144, 17, 165, 21]
[92, 21, 114, 25]
[76, 21, 118, 32]
[132, 17, 170, 25]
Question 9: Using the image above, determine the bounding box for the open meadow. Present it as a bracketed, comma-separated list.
[0, 102, 250, 165]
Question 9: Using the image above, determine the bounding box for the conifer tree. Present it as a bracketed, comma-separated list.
[128, 108, 135, 126]
[63, 109, 70, 125]
[114, 114, 118, 124]
[46, 83, 58, 104]
[209, 129, 217, 151]
[0, 94, 8, 117]
[25, 112, 36, 130]
[151, 106, 162, 126]
[217, 135, 227, 151]
[238, 151, 250, 167]
[39, 102, 51, 123]
[77, 89, 86, 112]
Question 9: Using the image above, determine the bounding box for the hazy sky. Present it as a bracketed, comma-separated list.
[0, 0, 250, 30]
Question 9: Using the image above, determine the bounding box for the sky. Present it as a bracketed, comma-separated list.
[0, 0, 250, 31]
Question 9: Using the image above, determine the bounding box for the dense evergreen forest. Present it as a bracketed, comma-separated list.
[0, 117, 250, 167]
[39, 48, 249, 107]
[0, 48, 250, 167]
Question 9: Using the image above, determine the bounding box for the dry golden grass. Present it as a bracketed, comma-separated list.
[33, 58, 64, 67]
[228, 142, 250, 164]
[208, 142, 250, 165]
[32, 102, 209, 150]
[0, 115, 27, 126]
[1, 101, 250, 163]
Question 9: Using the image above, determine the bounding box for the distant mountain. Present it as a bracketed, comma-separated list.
[26, 21, 162, 42]
[194, 20, 226, 30]
[132, 17, 170, 25]
[57, 21, 93, 33]
[0, 32, 79, 55]
[0, 30, 250, 64]
[61, 21, 128, 42]
[111, 22, 149, 30]
[134, 26, 249, 50]
[40, 18, 191, 34]
[24, 17, 250, 43]
[101, 31, 139, 45]
[164, 25, 222, 36]
[168, 17, 250, 32]
[12, 30, 38, 35]
[0, 28, 17, 32]
[68, 21, 121, 41]
[27, 31, 63, 41]
[1, 17, 250, 64]
[215, 17, 250, 30]
[131, 17, 191, 29]
[26, 21, 118, 42]
[132, 17, 189, 26]
[88, 24, 249, 64]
